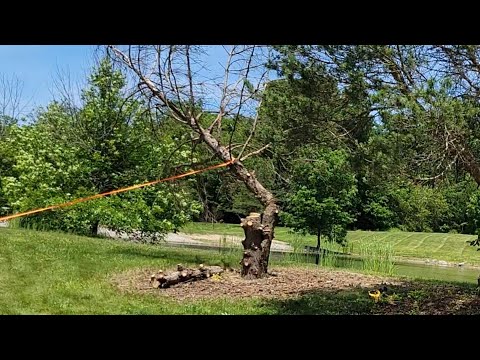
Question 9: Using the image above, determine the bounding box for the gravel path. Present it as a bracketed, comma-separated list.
[0, 221, 293, 251]
[96, 226, 294, 252]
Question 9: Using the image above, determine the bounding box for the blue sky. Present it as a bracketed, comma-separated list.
[0, 45, 270, 117]
[0, 45, 97, 115]
[0, 45, 231, 116]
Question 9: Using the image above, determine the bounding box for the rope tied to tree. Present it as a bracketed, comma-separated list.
[0, 158, 236, 223]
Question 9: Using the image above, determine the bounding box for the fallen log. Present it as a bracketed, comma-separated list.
[150, 264, 224, 289]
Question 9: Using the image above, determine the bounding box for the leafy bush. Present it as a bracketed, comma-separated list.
[0, 59, 201, 241]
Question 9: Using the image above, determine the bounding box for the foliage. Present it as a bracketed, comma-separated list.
[5, 45, 480, 249]
[0, 58, 201, 240]
[391, 185, 449, 233]
[281, 148, 357, 245]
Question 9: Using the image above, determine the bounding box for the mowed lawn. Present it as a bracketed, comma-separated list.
[1, 227, 479, 314]
[0, 228, 262, 314]
[181, 223, 480, 266]
[0, 227, 390, 315]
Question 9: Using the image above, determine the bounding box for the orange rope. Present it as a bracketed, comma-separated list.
[0, 158, 235, 222]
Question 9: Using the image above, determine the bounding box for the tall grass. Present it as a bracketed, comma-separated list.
[7, 217, 64, 233]
[358, 239, 396, 275]
[285, 233, 307, 263]
[5, 218, 20, 229]
[283, 232, 356, 268]
[5, 218, 51, 232]
[319, 249, 337, 267]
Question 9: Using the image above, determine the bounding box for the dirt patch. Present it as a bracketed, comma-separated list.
[112, 266, 480, 314]
[112, 266, 401, 302]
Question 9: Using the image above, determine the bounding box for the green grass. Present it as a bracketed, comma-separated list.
[182, 222, 245, 236]
[181, 222, 480, 265]
[0, 227, 264, 314]
[348, 230, 479, 265]
[358, 239, 395, 275]
[0, 227, 479, 314]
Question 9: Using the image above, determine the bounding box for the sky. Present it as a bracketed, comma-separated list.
[0, 45, 97, 116]
[0, 45, 273, 118]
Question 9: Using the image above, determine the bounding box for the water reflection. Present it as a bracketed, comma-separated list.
[290, 253, 480, 284]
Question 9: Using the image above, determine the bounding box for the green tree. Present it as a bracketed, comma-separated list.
[281, 148, 357, 259]
[263, 47, 376, 231]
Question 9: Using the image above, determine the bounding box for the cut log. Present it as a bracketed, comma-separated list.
[151, 265, 224, 289]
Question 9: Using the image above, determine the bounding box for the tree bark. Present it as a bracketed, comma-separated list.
[150, 264, 224, 289]
[240, 212, 272, 278]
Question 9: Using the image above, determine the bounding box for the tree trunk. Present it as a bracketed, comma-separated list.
[240, 210, 276, 279]
[90, 220, 99, 237]
[199, 130, 279, 279]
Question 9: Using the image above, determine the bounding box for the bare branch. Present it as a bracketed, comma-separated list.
[185, 45, 196, 115]
[416, 154, 459, 182]
[107, 45, 192, 126]
[207, 46, 236, 134]
[237, 98, 262, 160]
[240, 144, 271, 162]
[0, 74, 28, 125]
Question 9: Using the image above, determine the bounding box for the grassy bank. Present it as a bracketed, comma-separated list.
[181, 222, 480, 266]
[0, 227, 247, 314]
[0, 227, 479, 314]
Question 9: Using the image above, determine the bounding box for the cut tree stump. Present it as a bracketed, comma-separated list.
[150, 264, 224, 289]
[240, 212, 267, 279]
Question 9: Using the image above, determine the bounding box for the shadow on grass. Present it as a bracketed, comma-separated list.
[108, 245, 242, 268]
[263, 281, 480, 315]
[262, 287, 375, 315]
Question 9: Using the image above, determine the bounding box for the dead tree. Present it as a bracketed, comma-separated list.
[107, 45, 278, 279]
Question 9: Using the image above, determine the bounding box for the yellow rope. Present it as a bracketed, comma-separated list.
[0, 158, 235, 222]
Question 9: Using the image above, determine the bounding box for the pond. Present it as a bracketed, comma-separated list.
[393, 261, 479, 283]
[294, 253, 480, 284]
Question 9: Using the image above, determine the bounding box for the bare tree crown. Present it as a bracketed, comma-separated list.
[107, 45, 272, 161]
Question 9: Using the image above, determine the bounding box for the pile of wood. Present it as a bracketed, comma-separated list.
[150, 264, 224, 289]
